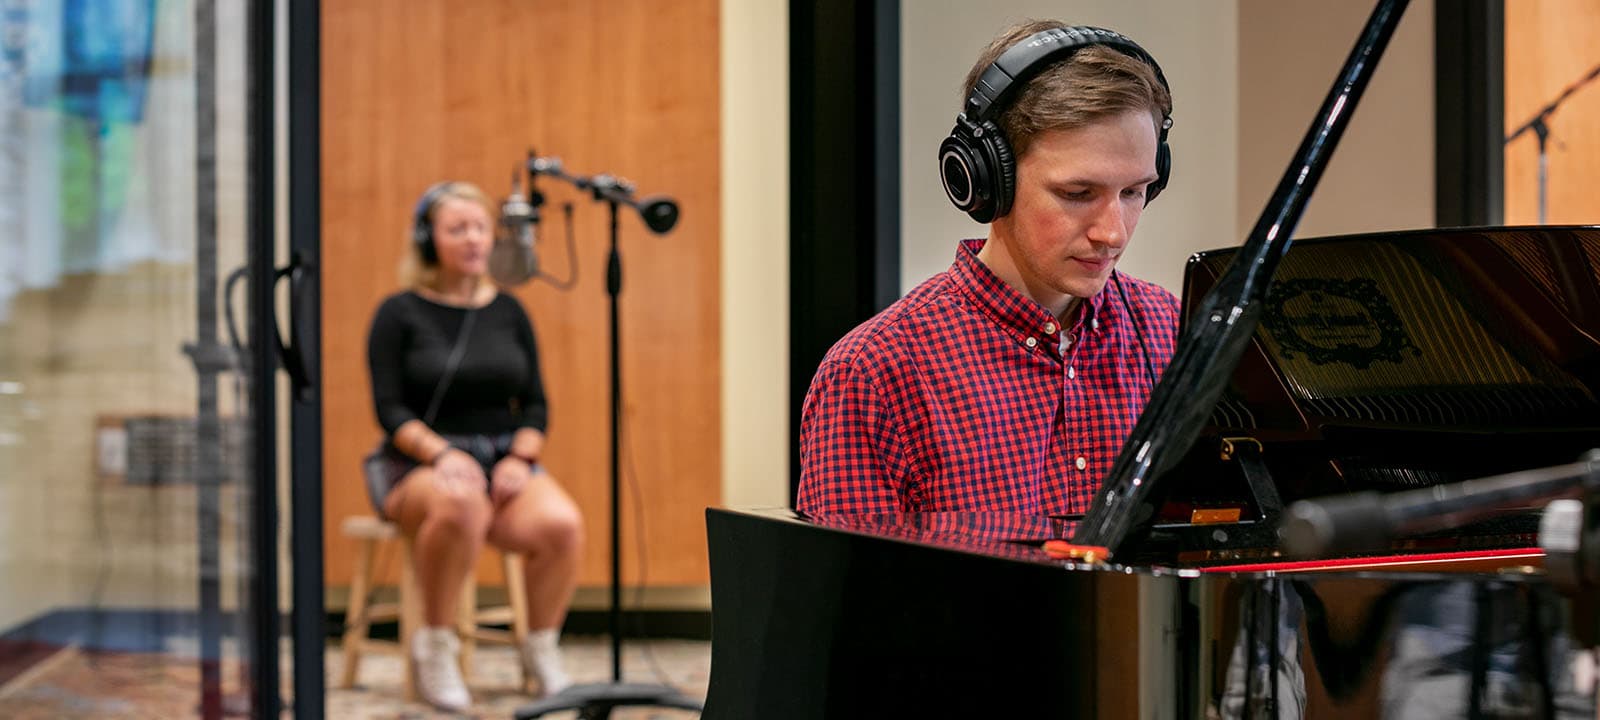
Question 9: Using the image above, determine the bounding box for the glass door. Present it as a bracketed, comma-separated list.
[0, 0, 296, 717]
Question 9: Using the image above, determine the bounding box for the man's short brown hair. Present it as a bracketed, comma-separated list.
[962, 20, 1172, 160]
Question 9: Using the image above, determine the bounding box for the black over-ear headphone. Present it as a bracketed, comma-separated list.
[412, 181, 454, 265]
[939, 26, 1173, 224]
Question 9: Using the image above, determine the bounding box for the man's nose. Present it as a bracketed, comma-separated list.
[1087, 200, 1129, 248]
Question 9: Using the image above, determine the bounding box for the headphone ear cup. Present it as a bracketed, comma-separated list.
[1147, 140, 1172, 204]
[413, 183, 444, 264]
[940, 120, 1017, 224]
[983, 123, 1017, 221]
[940, 129, 995, 222]
[414, 222, 437, 264]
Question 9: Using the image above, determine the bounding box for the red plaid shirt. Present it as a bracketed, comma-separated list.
[797, 238, 1180, 516]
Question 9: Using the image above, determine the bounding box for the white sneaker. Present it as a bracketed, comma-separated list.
[412, 626, 471, 711]
[520, 628, 573, 696]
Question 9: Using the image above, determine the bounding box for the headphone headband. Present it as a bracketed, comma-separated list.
[414, 182, 453, 227]
[964, 26, 1170, 125]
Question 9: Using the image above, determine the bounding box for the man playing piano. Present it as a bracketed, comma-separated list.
[797, 21, 1182, 517]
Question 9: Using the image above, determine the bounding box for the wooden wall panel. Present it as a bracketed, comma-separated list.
[1505, 1, 1600, 224]
[321, 0, 721, 590]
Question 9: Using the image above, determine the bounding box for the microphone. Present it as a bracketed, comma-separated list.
[489, 172, 542, 286]
[1280, 453, 1600, 557]
[587, 174, 681, 235]
[525, 153, 681, 235]
[635, 196, 680, 235]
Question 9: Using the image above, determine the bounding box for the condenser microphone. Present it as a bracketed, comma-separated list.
[489, 176, 541, 286]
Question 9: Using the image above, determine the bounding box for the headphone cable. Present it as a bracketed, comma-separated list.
[1112, 270, 1158, 389]
[536, 202, 580, 291]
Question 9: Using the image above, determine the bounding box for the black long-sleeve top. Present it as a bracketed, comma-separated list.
[367, 290, 549, 437]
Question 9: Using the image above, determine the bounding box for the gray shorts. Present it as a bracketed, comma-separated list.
[364, 432, 538, 516]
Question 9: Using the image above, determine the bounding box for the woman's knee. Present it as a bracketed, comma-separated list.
[501, 504, 584, 557]
[540, 507, 584, 555]
[427, 489, 494, 533]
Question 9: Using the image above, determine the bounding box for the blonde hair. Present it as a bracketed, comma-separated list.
[398, 180, 498, 290]
[962, 20, 1172, 160]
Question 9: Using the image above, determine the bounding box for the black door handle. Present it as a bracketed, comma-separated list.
[273, 252, 316, 401]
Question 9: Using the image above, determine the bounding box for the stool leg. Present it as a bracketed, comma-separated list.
[400, 538, 421, 701]
[457, 570, 477, 680]
[504, 551, 532, 692]
[338, 535, 378, 688]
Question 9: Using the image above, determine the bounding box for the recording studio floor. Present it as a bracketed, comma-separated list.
[0, 635, 710, 719]
[328, 635, 711, 719]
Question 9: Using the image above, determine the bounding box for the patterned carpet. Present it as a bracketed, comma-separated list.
[0, 635, 710, 719]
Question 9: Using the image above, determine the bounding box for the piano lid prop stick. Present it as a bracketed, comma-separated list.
[1071, 0, 1412, 557]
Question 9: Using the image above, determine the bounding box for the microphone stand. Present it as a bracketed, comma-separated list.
[1505, 62, 1600, 224]
[515, 154, 701, 719]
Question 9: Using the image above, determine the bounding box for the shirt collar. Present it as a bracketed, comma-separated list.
[950, 238, 1107, 342]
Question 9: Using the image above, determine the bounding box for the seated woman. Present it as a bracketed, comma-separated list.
[366, 180, 583, 711]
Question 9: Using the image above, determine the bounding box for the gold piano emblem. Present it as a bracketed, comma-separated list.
[1261, 278, 1420, 369]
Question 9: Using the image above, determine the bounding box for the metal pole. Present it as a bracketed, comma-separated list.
[192, 1, 223, 716]
[607, 199, 624, 682]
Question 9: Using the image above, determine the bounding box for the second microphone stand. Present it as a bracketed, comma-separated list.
[1505, 61, 1600, 224]
[515, 157, 700, 720]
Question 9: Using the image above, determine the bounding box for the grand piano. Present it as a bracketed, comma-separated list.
[705, 224, 1600, 718]
[704, 1, 1600, 718]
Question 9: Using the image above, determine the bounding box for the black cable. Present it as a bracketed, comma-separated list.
[619, 405, 687, 693]
[536, 203, 580, 291]
[1111, 270, 1159, 389]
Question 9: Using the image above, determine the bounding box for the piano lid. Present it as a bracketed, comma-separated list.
[1186, 225, 1600, 436]
[1116, 226, 1600, 565]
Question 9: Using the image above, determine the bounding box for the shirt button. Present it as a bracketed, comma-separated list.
[1044, 322, 1057, 334]
[1068, 366, 1076, 379]
[1025, 337, 1038, 348]
[1091, 318, 1101, 331]
[1075, 456, 1087, 471]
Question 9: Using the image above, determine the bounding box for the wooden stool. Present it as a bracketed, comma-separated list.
[338, 516, 533, 698]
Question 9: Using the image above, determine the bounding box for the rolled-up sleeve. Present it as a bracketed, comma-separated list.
[796, 357, 914, 515]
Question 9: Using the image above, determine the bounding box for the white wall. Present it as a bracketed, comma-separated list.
[721, 0, 790, 510]
[1237, 0, 1435, 240]
[901, 2, 1242, 295]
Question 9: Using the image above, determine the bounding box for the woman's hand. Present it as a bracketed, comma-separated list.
[431, 448, 486, 496]
[510, 428, 545, 466]
[491, 456, 533, 505]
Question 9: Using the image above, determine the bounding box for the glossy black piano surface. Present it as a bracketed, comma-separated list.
[705, 507, 1598, 719]
[704, 228, 1600, 718]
